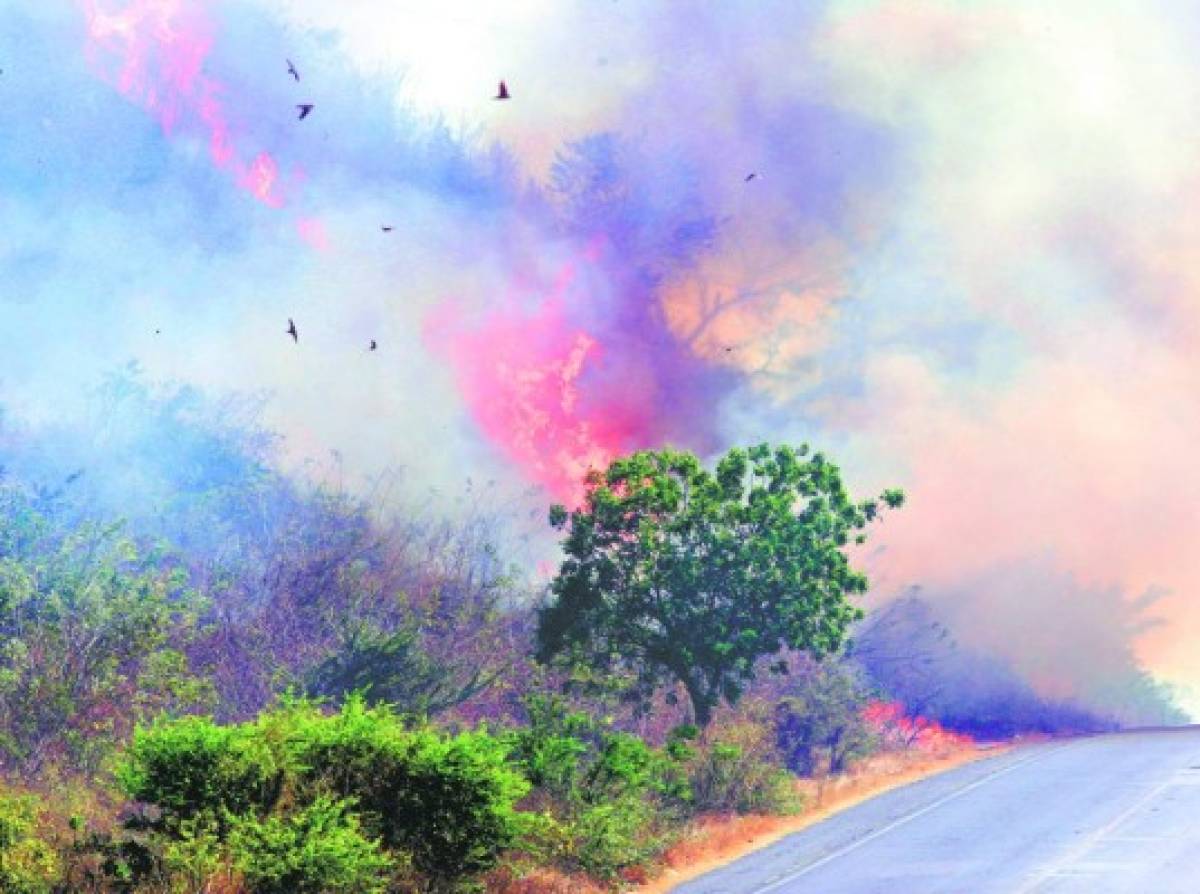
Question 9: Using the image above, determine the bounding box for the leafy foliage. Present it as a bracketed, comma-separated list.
[684, 705, 801, 815]
[228, 796, 391, 894]
[538, 444, 902, 726]
[287, 697, 529, 888]
[566, 795, 662, 881]
[115, 698, 533, 891]
[504, 694, 594, 802]
[505, 693, 688, 879]
[118, 715, 283, 830]
[0, 791, 60, 894]
[506, 694, 687, 808]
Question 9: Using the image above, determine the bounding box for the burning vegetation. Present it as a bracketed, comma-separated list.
[0, 375, 1180, 893]
[3, 2, 1195, 892]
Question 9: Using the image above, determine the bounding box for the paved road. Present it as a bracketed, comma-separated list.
[675, 728, 1200, 893]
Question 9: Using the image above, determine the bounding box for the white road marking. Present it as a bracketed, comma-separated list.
[1012, 774, 1184, 893]
[751, 742, 1079, 894]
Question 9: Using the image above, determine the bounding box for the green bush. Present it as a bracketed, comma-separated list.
[571, 796, 663, 881]
[305, 622, 492, 715]
[287, 697, 529, 889]
[506, 694, 689, 880]
[159, 818, 225, 892]
[115, 699, 530, 891]
[585, 733, 687, 805]
[570, 732, 686, 878]
[687, 714, 800, 815]
[118, 715, 283, 830]
[508, 695, 688, 808]
[228, 796, 391, 894]
[0, 792, 60, 894]
[505, 693, 593, 801]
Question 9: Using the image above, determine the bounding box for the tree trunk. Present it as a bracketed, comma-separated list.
[684, 677, 714, 729]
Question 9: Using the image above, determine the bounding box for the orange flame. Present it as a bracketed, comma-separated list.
[864, 700, 975, 750]
[426, 255, 653, 505]
[82, 0, 286, 208]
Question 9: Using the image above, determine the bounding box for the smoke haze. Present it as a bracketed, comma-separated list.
[2, 0, 1198, 718]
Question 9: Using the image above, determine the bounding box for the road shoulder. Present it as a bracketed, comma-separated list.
[639, 741, 1014, 894]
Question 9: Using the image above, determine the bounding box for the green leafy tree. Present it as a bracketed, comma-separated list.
[537, 444, 903, 727]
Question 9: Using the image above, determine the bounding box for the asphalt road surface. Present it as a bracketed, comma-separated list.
[675, 728, 1200, 893]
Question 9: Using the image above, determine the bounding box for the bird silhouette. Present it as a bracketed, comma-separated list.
[369, 340, 378, 351]
[287, 59, 299, 81]
[744, 172, 757, 182]
[381, 226, 393, 233]
[287, 319, 298, 342]
[296, 104, 314, 120]
[494, 80, 510, 100]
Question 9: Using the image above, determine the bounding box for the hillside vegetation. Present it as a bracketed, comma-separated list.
[0, 376, 1176, 892]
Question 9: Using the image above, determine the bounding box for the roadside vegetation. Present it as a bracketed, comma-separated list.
[0, 375, 1180, 892]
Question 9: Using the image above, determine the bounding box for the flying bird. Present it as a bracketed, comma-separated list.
[369, 340, 378, 351]
[744, 172, 757, 182]
[286, 319, 298, 343]
[296, 103, 314, 120]
[494, 80, 510, 100]
[381, 226, 393, 233]
[287, 59, 299, 81]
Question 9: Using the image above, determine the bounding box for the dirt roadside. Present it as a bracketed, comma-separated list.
[637, 741, 1013, 893]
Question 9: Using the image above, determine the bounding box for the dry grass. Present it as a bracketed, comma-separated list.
[479, 733, 1010, 894]
[486, 866, 609, 894]
[636, 740, 1006, 894]
[200, 873, 247, 894]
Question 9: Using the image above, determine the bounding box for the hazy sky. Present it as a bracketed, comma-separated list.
[4, 0, 1200, 714]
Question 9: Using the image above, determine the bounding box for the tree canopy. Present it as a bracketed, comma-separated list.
[536, 444, 903, 727]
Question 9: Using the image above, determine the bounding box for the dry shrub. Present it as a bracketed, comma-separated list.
[641, 736, 987, 894]
[202, 871, 248, 894]
[660, 813, 787, 872]
[486, 865, 607, 894]
[688, 699, 801, 816]
[863, 701, 974, 755]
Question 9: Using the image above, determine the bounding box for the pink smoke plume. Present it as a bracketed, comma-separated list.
[82, 0, 287, 208]
[425, 257, 655, 505]
[295, 216, 330, 253]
